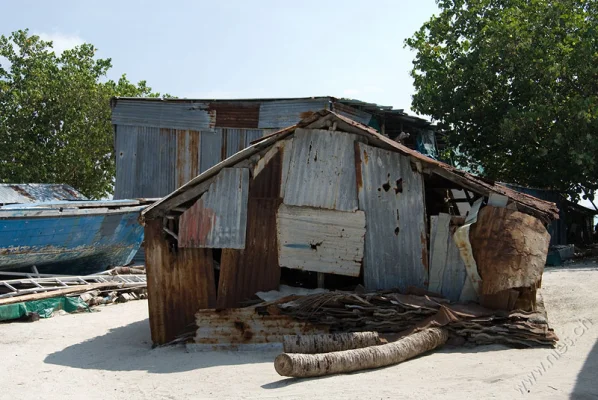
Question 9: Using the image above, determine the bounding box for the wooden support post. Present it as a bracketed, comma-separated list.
[317, 273, 325, 289]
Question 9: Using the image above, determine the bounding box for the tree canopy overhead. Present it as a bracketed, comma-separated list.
[406, 0, 598, 203]
[0, 29, 165, 199]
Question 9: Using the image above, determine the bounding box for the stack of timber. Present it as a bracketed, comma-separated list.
[271, 291, 558, 347]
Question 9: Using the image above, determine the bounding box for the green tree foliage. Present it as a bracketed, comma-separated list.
[406, 0, 598, 203]
[0, 29, 165, 199]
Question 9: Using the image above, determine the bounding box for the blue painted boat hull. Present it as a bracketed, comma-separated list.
[0, 210, 145, 275]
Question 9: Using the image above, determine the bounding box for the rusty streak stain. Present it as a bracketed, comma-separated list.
[299, 111, 315, 119]
[354, 142, 364, 190]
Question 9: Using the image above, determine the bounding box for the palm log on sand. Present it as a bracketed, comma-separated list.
[283, 332, 382, 354]
[275, 328, 448, 378]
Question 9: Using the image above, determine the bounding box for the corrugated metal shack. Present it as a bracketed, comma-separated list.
[110, 96, 437, 200]
[140, 110, 559, 345]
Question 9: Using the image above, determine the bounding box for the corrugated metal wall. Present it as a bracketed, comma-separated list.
[257, 99, 330, 128]
[356, 142, 428, 291]
[112, 100, 216, 130]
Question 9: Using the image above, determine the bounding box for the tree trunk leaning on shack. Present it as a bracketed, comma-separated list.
[283, 332, 383, 354]
[275, 328, 448, 378]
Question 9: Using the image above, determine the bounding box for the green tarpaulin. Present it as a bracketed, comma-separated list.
[0, 296, 89, 321]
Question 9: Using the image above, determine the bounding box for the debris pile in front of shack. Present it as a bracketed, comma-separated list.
[141, 109, 561, 366]
[0, 267, 147, 322]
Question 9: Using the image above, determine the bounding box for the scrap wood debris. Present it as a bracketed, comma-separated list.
[0, 267, 147, 322]
[260, 290, 558, 347]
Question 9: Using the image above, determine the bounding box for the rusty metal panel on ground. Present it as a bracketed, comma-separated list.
[111, 99, 215, 130]
[257, 99, 329, 128]
[277, 204, 365, 276]
[469, 206, 550, 295]
[199, 128, 223, 173]
[194, 307, 327, 346]
[283, 129, 360, 211]
[356, 142, 427, 291]
[428, 214, 467, 302]
[179, 168, 249, 249]
[175, 130, 201, 188]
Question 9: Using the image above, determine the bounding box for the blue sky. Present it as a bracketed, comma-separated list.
[1, 0, 439, 113]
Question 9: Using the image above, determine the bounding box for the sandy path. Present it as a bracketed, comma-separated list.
[1, 262, 597, 400]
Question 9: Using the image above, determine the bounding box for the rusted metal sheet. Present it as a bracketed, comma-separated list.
[111, 99, 216, 130]
[175, 130, 201, 188]
[145, 110, 559, 224]
[145, 219, 216, 345]
[332, 102, 372, 126]
[0, 184, 86, 205]
[216, 150, 283, 308]
[283, 128, 360, 211]
[277, 204, 365, 277]
[257, 99, 329, 128]
[356, 142, 427, 291]
[469, 206, 550, 295]
[194, 307, 327, 346]
[179, 168, 249, 249]
[208, 102, 259, 128]
[199, 128, 223, 173]
[115, 126, 177, 199]
[428, 214, 467, 302]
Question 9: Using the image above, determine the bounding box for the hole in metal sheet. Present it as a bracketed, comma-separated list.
[395, 178, 403, 194]
[394, 227, 400, 235]
[382, 182, 391, 192]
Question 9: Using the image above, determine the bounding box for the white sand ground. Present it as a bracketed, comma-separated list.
[1, 261, 597, 400]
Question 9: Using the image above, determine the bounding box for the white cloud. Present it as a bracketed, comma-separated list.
[36, 32, 84, 55]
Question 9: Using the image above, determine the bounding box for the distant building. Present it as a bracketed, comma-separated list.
[110, 96, 438, 200]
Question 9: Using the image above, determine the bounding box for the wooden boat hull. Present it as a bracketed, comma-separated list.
[0, 207, 145, 275]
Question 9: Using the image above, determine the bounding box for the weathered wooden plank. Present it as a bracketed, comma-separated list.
[178, 168, 249, 249]
[355, 142, 428, 291]
[277, 204, 365, 277]
[283, 129, 360, 211]
[428, 213, 468, 302]
[145, 219, 216, 345]
[428, 214, 450, 293]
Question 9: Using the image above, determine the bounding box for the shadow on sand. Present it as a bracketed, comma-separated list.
[573, 338, 598, 399]
[44, 318, 275, 374]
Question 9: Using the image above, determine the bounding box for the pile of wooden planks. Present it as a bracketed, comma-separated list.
[273, 291, 558, 347]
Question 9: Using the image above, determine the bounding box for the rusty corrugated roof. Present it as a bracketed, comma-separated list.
[142, 109, 559, 222]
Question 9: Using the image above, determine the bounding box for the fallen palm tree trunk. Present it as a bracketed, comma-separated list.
[275, 328, 448, 378]
[283, 332, 382, 354]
